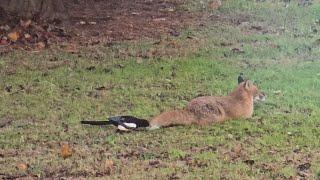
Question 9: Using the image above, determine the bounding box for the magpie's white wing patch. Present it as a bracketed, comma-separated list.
[117, 125, 129, 131]
[123, 123, 137, 128]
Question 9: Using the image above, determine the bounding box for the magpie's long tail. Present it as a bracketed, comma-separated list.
[80, 120, 111, 125]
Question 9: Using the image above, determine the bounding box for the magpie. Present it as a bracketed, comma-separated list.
[238, 73, 245, 84]
[81, 116, 149, 131]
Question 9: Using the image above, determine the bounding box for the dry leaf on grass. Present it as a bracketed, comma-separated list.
[105, 159, 114, 168]
[20, 19, 32, 28]
[35, 42, 46, 50]
[104, 159, 115, 174]
[7, 31, 20, 42]
[60, 142, 73, 159]
[24, 33, 31, 39]
[208, 0, 222, 10]
[136, 57, 143, 64]
[17, 163, 28, 171]
[0, 38, 8, 45]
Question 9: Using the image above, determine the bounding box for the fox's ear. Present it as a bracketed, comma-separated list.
[238, 73, 245, 84]
[244, 80, 253, 90]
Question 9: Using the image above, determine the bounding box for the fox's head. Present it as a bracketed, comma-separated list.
[238, 76, 266, 102]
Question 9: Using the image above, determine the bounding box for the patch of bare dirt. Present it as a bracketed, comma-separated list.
[67, 0, 197, 43]
[0, 0, 200, 52]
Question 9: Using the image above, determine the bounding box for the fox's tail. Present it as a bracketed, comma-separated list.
[148, 110, 197, 130]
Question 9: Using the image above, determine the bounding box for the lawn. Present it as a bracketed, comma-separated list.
[1, 0, 320, 179]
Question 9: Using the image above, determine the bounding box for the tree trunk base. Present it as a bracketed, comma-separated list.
[0, 0, 68, 20]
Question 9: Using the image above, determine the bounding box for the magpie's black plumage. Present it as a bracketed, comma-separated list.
[238, 73, 245, 84]
[80, 120, 110, 125]
[81, 116, 149, 130]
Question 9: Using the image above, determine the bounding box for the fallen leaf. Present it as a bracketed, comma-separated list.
[24, 33, 31, 39]
[17, 163, 28, 171]
[103, 159, 115, 175]
[20, 19, 32, 28]
[0, 39, 8, 45]
[7, 31, 20, 42]
[208, 0, 222, 10]
[136, 57, 143, 64]
[35, 42, 46, 50]
[60, 143, 73, 159]
[105, 159, 114, 168]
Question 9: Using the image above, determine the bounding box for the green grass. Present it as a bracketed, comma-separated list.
[1, 0, 320, 179]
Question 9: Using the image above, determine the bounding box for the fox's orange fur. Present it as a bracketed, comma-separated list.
[149, 80, 265, 129]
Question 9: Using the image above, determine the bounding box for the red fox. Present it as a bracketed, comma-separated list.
[81, 77, 266, 131]
[148, 79, 266, 130]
